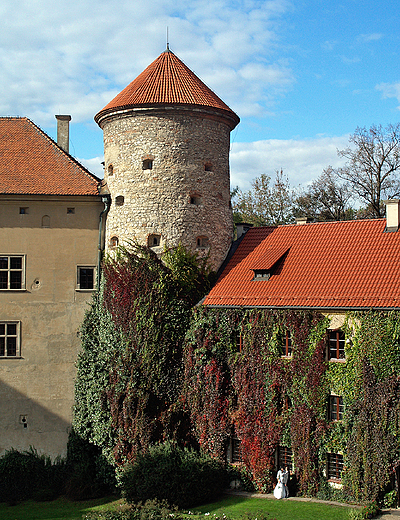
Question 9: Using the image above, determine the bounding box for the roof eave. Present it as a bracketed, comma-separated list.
[94, 102, 240, 130]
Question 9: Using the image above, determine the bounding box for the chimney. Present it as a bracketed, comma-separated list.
[55, 115, 71, 153]
[385, 199, 400, 232]
[295, 217, 313, 225]
[236, 222, 253, 239]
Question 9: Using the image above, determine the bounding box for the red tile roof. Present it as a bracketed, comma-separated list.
[95, 49, 239, 129]
[0, 117, 101, 196]
[204, 219, 400, 310]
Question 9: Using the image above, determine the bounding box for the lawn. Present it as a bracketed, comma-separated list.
[0, 494, 357, 520]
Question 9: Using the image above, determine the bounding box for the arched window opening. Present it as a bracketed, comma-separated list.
[148, 234, 161, 247]
[42, 215, 50, 228]
[190, 193, 202, 205]
[196, 236, 209, 249]
[109, 236, 119, 248]
[108, 164, 114, 176]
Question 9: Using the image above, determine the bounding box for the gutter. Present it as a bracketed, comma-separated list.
[97, 193, 111, 291]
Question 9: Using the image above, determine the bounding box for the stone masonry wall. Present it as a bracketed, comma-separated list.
[102, 110, 234, 270]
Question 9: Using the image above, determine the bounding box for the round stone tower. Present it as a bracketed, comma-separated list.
[95, 48, 240, 270]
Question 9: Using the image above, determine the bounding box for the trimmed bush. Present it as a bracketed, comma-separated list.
[0, 447, 66, 505]
[120, 441, 229, 508]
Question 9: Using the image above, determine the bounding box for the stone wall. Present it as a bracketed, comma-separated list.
[101, 109, 234, 270]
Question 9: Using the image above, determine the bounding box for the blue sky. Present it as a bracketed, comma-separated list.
[1, 0, 399, 189]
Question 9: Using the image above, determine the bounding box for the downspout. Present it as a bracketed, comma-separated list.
[97, 194, 111, 292]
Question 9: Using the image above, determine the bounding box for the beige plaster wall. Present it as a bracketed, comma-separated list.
[0, 195, 103, 458]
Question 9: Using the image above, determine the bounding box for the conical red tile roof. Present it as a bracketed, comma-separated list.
[95, 49, 239, 129]
[0, 117, 100, 196]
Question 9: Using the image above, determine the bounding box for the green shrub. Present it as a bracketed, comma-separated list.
[0, 447, 66, 505]
[65, 430, 116, 500]
[120, 441, 229, 508]
[83, 499, 183, 520]
[382, 489, 397, 508]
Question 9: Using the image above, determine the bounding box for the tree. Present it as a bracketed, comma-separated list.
[293, 168, 355, 221]
[232, 169, 295, 226]
[334, 124, 400, 218]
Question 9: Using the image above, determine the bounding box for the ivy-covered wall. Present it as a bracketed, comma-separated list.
[73, 246, 400, 503]
[183, 307, 400, 501]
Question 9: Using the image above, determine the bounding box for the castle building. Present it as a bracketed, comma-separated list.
[94, 48, 239, 270]
[0, 116, 104, 457]
[0, 50, 239, 457]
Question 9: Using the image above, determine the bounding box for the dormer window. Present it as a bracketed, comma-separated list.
[253, 270, 270, 280]
[143, 159, 153, 170]
[251, 247, 290, 282]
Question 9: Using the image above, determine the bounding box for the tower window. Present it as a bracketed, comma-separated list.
[190, 194, 202, 205]
[148, 234, 161, 247]
[204, 163, 212, 171]
[143, 159, 153, 170]
[19, 207, 29, 215]
[109, 236, 119, 248]
[108, 164, 114, 176]
[115, 196, 124, 206]
[196, 236, 209, 249]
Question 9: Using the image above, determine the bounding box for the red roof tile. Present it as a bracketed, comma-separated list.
[95, 50, 239, 129]
[204, 220, 400, 310]
[0, 117, 101, 196]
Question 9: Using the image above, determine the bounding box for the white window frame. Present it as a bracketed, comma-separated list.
[76, 266, 96, 291]
[0, 321, 21, 358]
[0, 255, 26, 290]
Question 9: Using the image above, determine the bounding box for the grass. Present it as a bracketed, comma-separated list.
[0, 494, 358, 520]
[189, 494, 356, 520]
[0, 495, 123, 520]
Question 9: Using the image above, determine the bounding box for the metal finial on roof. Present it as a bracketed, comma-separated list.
[166, 27, 170, 51]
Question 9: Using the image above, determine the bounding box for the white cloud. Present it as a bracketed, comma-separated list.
[358, 33, 383, 43]
[376, 82, 400, 109]
[230, 135, 350, 191]
[79, 156, 105, 178]
[0, 0, 294, 127]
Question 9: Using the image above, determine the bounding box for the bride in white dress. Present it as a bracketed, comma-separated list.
[273, 466, 289, 499]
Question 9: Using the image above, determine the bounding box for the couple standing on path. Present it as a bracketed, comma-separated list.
[274, 466, 290, 499]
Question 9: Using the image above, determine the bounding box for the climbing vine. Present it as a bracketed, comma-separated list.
[74, 247, 400, 504]
[74, 243, 212, 465]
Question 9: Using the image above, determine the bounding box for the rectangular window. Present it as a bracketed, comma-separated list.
[280, 331, 292, 357]
[328, 330, 345, 360]
[226, 435, 242, 464]
[77, 267, 95, 290]
[327, 453, 344, 481]
[0, 322, 20, 357]
[278, 446, 293, 471]
[330, 395, 344, 421]
[0, 255, 25, 290]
